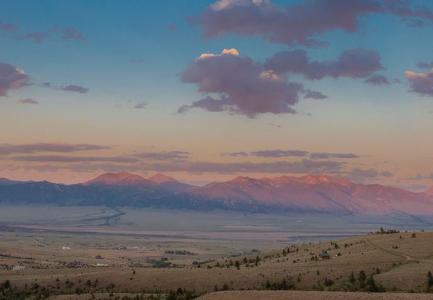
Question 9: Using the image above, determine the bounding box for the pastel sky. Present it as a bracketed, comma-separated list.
[1, 0, 433, 190]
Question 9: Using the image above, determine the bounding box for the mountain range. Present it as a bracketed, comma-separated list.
[0, 172, 433, 216]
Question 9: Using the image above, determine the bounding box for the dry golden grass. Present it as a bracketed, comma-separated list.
[199, 291, 433, 300]
[2, 231, 433, 297]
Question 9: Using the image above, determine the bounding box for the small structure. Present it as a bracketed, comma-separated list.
[319, 250, 330, 260]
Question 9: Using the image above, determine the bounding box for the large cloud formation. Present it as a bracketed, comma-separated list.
[180, 48, 384, 116]
[405, 68, 433, 97]
[0, 63, 29, 96]
[179, 49, 302, 117]
[193, 0, 433, 46]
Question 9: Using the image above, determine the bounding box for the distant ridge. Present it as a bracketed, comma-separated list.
[183, 174, 433, 215]
[1, 173, 433, 216]
[85, 172, 152, 186]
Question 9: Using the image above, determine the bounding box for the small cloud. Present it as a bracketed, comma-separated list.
[134, 102, 147, 109]
[0, 62, 29, 97]
[405, 69, 433, 97]
[416, 62, 433, 70]
[0, 19, 16, 32]
[364, 74, 391, 86]
[60, 85, 89, 94]
[303, 89, 327, 100]
[0, 143, 111, 155]
[61, 27, 85, 41]
[310, 152, 359, 160]
[17, 98, 38, 105]
[167, 24, 178, 32]
[222, 152, 249, 157]
[251, 149, 309, 158]
[41, 82, 89, 93]
[135, 151, 190, 161]
[20, 32, 50, 44]
[347, 168, 393, 182]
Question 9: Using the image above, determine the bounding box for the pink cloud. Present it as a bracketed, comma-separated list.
[405, 69, 433, 97]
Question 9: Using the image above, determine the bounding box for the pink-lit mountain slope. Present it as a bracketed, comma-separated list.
[184, 175, 433, 215]
[85, 172, 193, 192]
[85, 172, 152, 186]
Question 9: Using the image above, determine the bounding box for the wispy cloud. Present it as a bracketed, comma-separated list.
[223, 149, 359, 160]
[134, 151, 190, 161]
[60, 85, 89, 94]
[0, 143, 110, 155]
[17, 98, 38, 105]
[61, 27, 85, 41]
[134, 102, 147, 109]
[0, 19, 16, 32]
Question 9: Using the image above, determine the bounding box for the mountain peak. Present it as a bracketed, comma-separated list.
[299, 174, 352, 185]
[85, 172, 149, 186]
[148, 173, 177, 184]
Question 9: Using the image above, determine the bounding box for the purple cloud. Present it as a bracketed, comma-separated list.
[0, 63, 29, 96]
[347, 168, 393, 182]
[303, 90, 327, 100]
[193, 0, 433, 46]
[223, 152, 249, 157]
[405, 69, 433, 97]
[20, 32, 50, 44]
[384, 0, 433, 24]
[60, 85, 89, 94]
[134, 102, 147, 109]
[310, 152, 359, 160]
[178, 96, 233, 114]
[0, 143, 110, 155]
[364, 74, 391, 86]
[17, 158, 344, 176]
[148, 159, 344, 174]
[180, 49, 303, 117]
[0, 20, 16, 32]
[17, 98, 38, 105]
[194, 0, 382, 46]
[265, 48, 383, 80]
[251, 149, 309, 158]
[61, 27, 85, 41]
[12, 155, 138, 163]
[135, 151, 190, 161]
[417, 62, 433, 70]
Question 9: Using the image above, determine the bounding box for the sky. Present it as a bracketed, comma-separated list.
[1, 0, 433, 190]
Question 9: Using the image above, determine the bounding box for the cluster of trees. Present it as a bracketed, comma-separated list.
[263, 279, 295, 290]
[347, 270, 385, 292]
[212, 255, 261, 269]
[166, 288, 200, 300]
